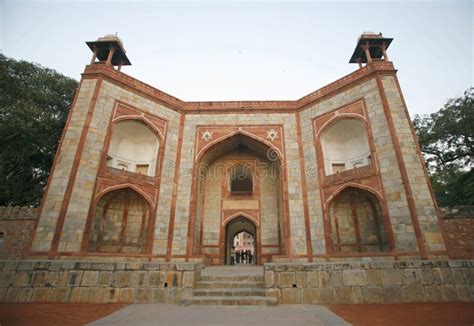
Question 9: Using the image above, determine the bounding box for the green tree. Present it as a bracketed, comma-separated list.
[0, 54, 78, 206]
[413, 87, 474, 207]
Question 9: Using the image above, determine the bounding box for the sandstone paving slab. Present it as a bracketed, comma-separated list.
[89, 303, 351, 326]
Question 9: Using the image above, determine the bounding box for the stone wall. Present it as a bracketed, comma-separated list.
[264, 261, 473, 304]
[0, 207, 37, 259]
[441, 207, 474, 259]
[0, 260, 199, 303]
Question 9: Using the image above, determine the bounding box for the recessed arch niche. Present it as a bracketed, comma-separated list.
[328, 186, 389, 253]
[106, 120, 159, 176]
[320, 118, 371, 175]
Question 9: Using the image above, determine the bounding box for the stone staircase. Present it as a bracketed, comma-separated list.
[184, 267, 277, 306]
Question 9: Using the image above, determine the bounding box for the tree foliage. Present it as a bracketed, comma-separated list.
[0, 54, 78, 206]
[413, 87, 474, 207]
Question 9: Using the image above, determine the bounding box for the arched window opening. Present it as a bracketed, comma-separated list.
[320, 119, 371, 176]
[329, 187, 389, 253]
[107, 120, 159, 176]
[87, 188, 150, 253]
[229, 165, 253, 194]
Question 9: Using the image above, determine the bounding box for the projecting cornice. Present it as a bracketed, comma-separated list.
[82, 60, 397, 114]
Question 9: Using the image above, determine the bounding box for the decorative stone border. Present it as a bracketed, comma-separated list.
[264, 260, 474, 304]
[0, 260, 200, 303]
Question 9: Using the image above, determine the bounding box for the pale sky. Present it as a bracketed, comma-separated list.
[1, 0, 473, 116]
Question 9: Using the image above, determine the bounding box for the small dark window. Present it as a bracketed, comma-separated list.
[230, 165, 253, 194]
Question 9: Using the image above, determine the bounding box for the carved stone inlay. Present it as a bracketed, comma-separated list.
[266, 129, 279, 141]
[201, 130, 213, 142]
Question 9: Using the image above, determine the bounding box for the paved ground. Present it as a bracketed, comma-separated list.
[1, 302, 473, 325]
[0, 303, 126, 325]
[330, 302, 474, 326]
[89, 304, 349, 326]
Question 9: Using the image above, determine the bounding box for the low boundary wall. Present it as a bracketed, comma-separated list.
[0, 260, 200, 303]
[264, 260, 474, 304]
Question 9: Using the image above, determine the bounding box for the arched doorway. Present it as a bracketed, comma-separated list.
[189, 132, 286, 264]
[328, 186, 390, 253]
[225, 216, 257, 265]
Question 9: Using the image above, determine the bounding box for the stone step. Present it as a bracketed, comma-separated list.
[185, 296, 277, 306]
[196, 281, 265, 289]
[199, 275, 263, 282]
[193, 288, 266, 297]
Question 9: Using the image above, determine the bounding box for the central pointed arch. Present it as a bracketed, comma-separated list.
[185, 131, 290, 263]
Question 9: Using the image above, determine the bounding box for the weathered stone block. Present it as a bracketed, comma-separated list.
[424, 285, 442, 301]
[281, 288, 299, 304]
[381, 286, 402, 303]
[335, 287, 352, 304]
[279, 272, 295, 288]
[131, 271, 148, 287]
[70, 287, 90, 303]
[301, 288, 319, 304]
[66, 271, 83, 286]
[112, 271, 131, 287]
[103, 287, 119, 303]
[148, 271, 165, 287]
[401, 285, 426, 302]
[455, 285, 472, 302]
[14, 271, 34, 287]
[351, 286, 364, 303]
[134, 288, 151, 303]
[381, 269, 402, 285]
[5, 287, 22, 302]
[98, 271, 112, 286]
[296, 272, 306, 288]
[306, 271, 318, 288]
[33, 271, 49, 286]
[362, 286, 381, 303]
[47, 271, 65, 287]
[0, 271, 15, 287]
[31, 287, 49, 302]
[440, 285, 459, 301]
[265, 271, 274, 288]
[118, 288, 134, 303]
[47, 287, 71, 302]
[151, 288, 168, 303]
[319, 288, 336, 304]
[81, 271, 99, 287]
[366, 269, 381, 285]
[88, 287, 104, 303]
[19, 288, 33, 302]
[266, 289, 281, 302]
[418, 269, 434, 285]
[402, 268, 417, 284]
[182, 271, 195, 288]
[343, 269, 367, 286]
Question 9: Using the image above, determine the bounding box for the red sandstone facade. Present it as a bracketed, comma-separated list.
[29, 33, 448, 264]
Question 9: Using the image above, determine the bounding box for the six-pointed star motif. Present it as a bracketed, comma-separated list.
[266, 129, 279, 141]
[201, 130, 213, 142]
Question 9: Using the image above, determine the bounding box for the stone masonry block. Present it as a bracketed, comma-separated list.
[265, 271, 274, 288]
[119, 288, 135, 303]
[279, 272, 296, 288]
[112, 271, 131, 287]
[306, 271, 318, 288]
[343, 269, 367, 286]
[281, 288, 300, 304]
[381, 269, 402, 285]
[81, 271, 99, 287]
